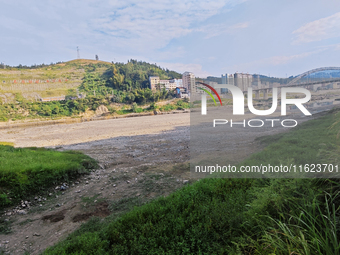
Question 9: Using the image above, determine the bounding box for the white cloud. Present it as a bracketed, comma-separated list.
[228, 49, 325, 74]
[90, 0, 241, 52]
[198, 22, 249, 39]
[293, 12, 340, 44]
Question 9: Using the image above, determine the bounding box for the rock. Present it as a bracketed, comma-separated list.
[48, 193, 52, 196]
[17, 210, 26, 215]
[33, 233, 40, 236]
[183, 180, 189, 184]
[85, 181, 89, 184]
[25, 236, 29, 239]
[75, 181, 79, 185]
[126, 181, 130, 184]
[95, 105, 109, 116]
[60, 186, 66, 191]
[75, 190, 81, 193]
[113, 184, 116, 187]
[56, 203, 61, 207]
[55, 186, 59, 190]
[34, 197, 38, 200]
[38, 198, 42, 202]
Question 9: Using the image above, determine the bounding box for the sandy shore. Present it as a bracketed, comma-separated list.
[0, 113, 190, 148]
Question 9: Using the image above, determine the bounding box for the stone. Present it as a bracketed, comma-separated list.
[17, 210, 26, 215]
[85, 181, 89, 184]
[183, 180, 189, 184]
[33, 233, 40, 236]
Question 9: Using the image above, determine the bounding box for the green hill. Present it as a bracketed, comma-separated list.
[0, 59, 181, 103]
[0, 59, 185, 122]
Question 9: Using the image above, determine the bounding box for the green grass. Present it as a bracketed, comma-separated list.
[43, 110, 340, 254]
[0, 145, 97, 208]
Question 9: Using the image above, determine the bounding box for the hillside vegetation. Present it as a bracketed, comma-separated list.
[44, 110, 340, 254]
[0, 59, 185, 122]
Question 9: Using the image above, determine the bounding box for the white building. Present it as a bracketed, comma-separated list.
[149, 76, 183, 91]
[182, 72, 195, 93]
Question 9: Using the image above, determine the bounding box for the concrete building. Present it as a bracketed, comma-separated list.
[234, 73, 253, 91]
[253, 75, 262, 89]
[170, 79, 183, 89]
[149, 77, 182, 91]
[175, 87, 189, 98]
[221, 73, 234, 94]
[149, 76, 160, 90]
[182, 72, 195, 93]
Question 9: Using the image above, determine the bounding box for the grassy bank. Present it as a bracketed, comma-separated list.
[44, 110, 340, 254]
[0, 146, 97, 208]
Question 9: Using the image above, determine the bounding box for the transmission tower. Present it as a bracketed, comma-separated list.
[77, 46, 80, 59]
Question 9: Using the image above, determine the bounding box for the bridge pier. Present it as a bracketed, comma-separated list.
[263, 89, 268, 100]
[255, 90, 260, 99]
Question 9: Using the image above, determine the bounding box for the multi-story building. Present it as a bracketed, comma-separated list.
[170, 79, 183, 89]
[234, 73, 252, 91]
[149, 76, 160, 90]
[221, 73, 234, 94]
[182, 72, 195, 93]
[149, 76, 183, 91]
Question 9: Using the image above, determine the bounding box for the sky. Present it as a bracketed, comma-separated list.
[0, 0, 340, 78]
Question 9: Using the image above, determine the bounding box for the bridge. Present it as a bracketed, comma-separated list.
[248, 67, 340, 100]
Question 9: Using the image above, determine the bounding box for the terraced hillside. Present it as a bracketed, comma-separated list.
[0, 59, 111, 103]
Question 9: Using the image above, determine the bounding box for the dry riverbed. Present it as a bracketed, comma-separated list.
[0, 110, 324, 254]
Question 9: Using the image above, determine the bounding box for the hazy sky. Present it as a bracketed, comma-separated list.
[1, 0, 340, 77]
